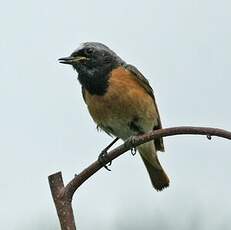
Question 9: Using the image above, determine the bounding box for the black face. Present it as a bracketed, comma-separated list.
[59, 42, 125, 95]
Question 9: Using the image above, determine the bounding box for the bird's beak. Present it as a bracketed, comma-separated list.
[58, 56, 89, 65]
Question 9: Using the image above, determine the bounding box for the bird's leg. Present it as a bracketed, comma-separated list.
[98, 137, 119, 171]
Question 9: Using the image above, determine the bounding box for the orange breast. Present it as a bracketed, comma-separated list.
[84, 67, 158, 128]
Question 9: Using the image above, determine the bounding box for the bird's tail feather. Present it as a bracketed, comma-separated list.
[138, 142, 169, 191]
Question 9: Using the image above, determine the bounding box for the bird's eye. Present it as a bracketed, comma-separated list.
[85, 48, 93, 55]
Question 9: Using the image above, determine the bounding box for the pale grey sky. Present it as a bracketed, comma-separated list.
[1, 0, 231, 229]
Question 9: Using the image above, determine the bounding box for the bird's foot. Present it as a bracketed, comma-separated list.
[131, 147, 137, 156]
[98, 150, 112, 171]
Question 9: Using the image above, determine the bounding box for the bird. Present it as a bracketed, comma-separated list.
[59, 42, 169, 191]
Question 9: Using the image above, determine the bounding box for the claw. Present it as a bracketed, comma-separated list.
[98, 150, 112, 171]
[104, 164, 111, 171]
[131, 147, 137, 156]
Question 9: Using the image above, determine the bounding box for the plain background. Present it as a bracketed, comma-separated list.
[1, 0, 230, 229]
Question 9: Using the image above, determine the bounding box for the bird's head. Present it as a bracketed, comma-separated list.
[59, 42, 125, 77]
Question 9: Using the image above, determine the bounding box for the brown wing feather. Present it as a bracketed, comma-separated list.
[125, 64, 164, 152]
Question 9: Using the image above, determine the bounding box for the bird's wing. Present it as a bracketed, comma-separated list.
[125, 64, 164, 151]
[81, 86, 86, 102]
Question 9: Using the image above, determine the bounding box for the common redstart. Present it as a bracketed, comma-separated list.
[59, 42, 169, 191]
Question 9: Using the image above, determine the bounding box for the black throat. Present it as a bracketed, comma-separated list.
[75, 64, 119, 96]
[78, 71, 110, 95]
